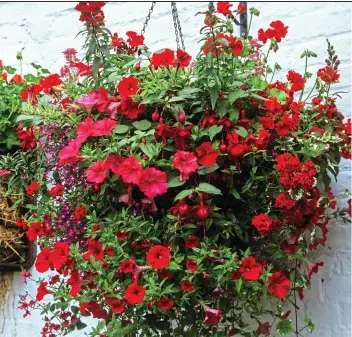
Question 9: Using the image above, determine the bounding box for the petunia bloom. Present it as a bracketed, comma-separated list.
[268, 271, 291, 298]
[146, 245, 171, 269]
[117, 77, 140, 98]
[86, 160, 109, 184]
[138, 168, 168, 198]
[173, 150, 198, 181]
[124, 283, 146, 305]
[196, 142, 219, 166]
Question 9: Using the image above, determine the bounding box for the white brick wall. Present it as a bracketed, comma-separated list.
[0, 2, 351, 337]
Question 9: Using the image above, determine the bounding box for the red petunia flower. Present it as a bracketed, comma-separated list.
[115, 157, 143, 184]
[124, 283, 146, 305]
[49, 242, 70, 270]
[84, 239, 104, 261]
[146, 245, 171, 269]
[156, 297, 173, 310]
[91, 118, 117, 137]
[106, 297, 125, 313]
[306, 261, 324, 280]
[240, 256, 263, 281]
[138, 168, 168, 198]
[268, 271, 291, 298]
[115, 230, 129, 241]
[186, 259, 198, 272]
[49, 184, 64, 198]
[36, 282, 51, 301]
[119, 259, 136, 273]
[185, 235, 200, 248]
[217, 2, 232, 16]
[180, 280, 195, 292]
[151, 49, 175, 68]
[87, 160, 109, 184]
[202, 304, 223, 326]
[25, 181, 40, 196]
[26, 222, 43, 241]
[40, 73, 61, 93]
[105, 154, 125, 176]
[79, 301, 107, 319]
[252, 214, 273, 236]
[118, 77, 140, 98]
[196, 142, 219, 166]
[35, 248, 52, 273]
[173, 150, 198, 181]
[20, 84, 43, 103]
[67, 270, 82, 296]
[59, 139, 83, 165]
[119, 97, 145, 119]
[126, 31, 144, 47]
[75, 88, 110, 113]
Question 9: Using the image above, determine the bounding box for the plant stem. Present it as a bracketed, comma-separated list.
[298, 55, 309, 101]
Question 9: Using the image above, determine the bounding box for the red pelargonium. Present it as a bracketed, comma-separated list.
[40, 74, 61, 93]
[196, 142, 219, 166]
[117, 77, 139, 98]
[86, 160, 109, 184]
[217, 2, 232, 16]
[146, 245, 171, 269]
[138, 168, 168, 198]
[173, 150, 199, 181]
[286, 70, 305, 92]
[124, 283, 146, 305]
[258, 20, 288, 44]
[252, 214, 273, 236]
[240, 257, 263, 281]
[126, 31, 144, 47]
[268, 271, 291, 298]
[17, 124, 37, 149]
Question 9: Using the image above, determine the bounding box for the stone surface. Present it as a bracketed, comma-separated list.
[0, 2, 351, 337]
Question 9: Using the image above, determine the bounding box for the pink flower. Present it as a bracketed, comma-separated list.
[172, 150, 198, 181]
[75, 88, 110, 113]
[76, 117, 95, 144]
[59, 139, 83, 165]
[87, 160, 109, 183]
[91, 118, 117, 136]
[115, 157, 143, 184]
[138, 168, 168, 198]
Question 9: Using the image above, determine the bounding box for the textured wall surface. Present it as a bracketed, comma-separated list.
[0, 2, 351, 337]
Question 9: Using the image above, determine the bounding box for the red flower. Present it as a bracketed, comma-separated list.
[202, 304, 223, 326]
[67, 270, 82, 296]
[115, 230, 129, 241]
[20, 84, 42, 103]
[75, 88, 110, 113]
[180, 280, 195, 292]
[119, 259, 136, 273]
[106, 297, 125, 313]
[79, 301, 107, 319]
[186, 259, 198, 272]
[126, 31, 144, 47]
[35, 248, 52, 273]
[124, 283, 146, 305]
[138, 168, 168, 198]
[26, 222, 43, 241]
[146, 245, 170, 269]
[0, 169, 11, 177]
[119, 97, 145, 119]
[16, 218, 28, 230]
[49, 242, 70, 270]
[87, 160, 109, 184]
[317, 66, 340, 83]
[25, 181, 40, 196]
[196, 142, 219, 166]
[118, 77, 139, 98]
[231, 269, 242, 280]
[111, 32, 124, 49]
[217, 2, 232, 16]
[11, 74, 24, 84]
[286, 70, 305, 92]
[105, 154, 125, 176]
[158, 269, 172, 280]
[49, 184, 64, 198]
[256, 322, 271, 335]
[91, 118, 117, 137]
[84, 239, 104, 261]
[74, 205, 86, 221]
[240, 256, 263, 281]
[116, 157, 143, 184]
[17, 124, 37, 149]
[173, 150, 198, 181]
[237, 3, 246, 14]
[282, 236, 298, 254]
[40, 74, 61, 93]
[36, 282, 50, 301]
[205, 13, 217, 27]
[258, 20, 288, 44]
[252, 214, 273, 236]
[174, 49, 192, 68]
[185, 235, 200, 248]
[59, 139, 83, 165]
[151, 49, 175, 68]
[306, 261, 324, 280]
[268, 271, 291, 298]
[156, 297, 173, 310]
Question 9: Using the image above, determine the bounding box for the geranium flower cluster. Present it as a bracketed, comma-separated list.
[6, 2, 350, 337]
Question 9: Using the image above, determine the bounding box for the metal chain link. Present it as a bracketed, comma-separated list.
[208, 1, 215, 12]
[141, 2, 156, 36]
[171, 2, 186, 51]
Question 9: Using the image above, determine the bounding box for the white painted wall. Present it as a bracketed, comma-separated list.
[0, 2, 351, 337]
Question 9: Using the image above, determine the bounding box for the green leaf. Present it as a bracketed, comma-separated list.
[276, 319, 293, 336]
[236, 126, 248, 138]
[267, 88, 288, 103]
[174, 189, 193, 201]
[168, 261, 181, 270]
[228, 90, 248, 104]
[231, 189, 241, 199]
[114, 125, 129, 134]
[132, 120, 151, 131]
[168, 176, 185, 188]
[208, 125, 223, 141]
[196, 182, 222, 195]
[92, 56, 101, 77]
[304, 318, 315, 333]
[198, 163, 219, 175]
[249, 77, 268, 90]
[235, 278, 243, 293]
[210, 86, 218, 109]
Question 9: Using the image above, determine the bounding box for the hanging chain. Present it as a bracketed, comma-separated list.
[208, 1, 215, 12]
[171, 2, 186, 51]
[141, 2, 156, 36]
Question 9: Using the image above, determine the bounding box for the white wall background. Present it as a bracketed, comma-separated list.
[0, 2, 351, 337]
